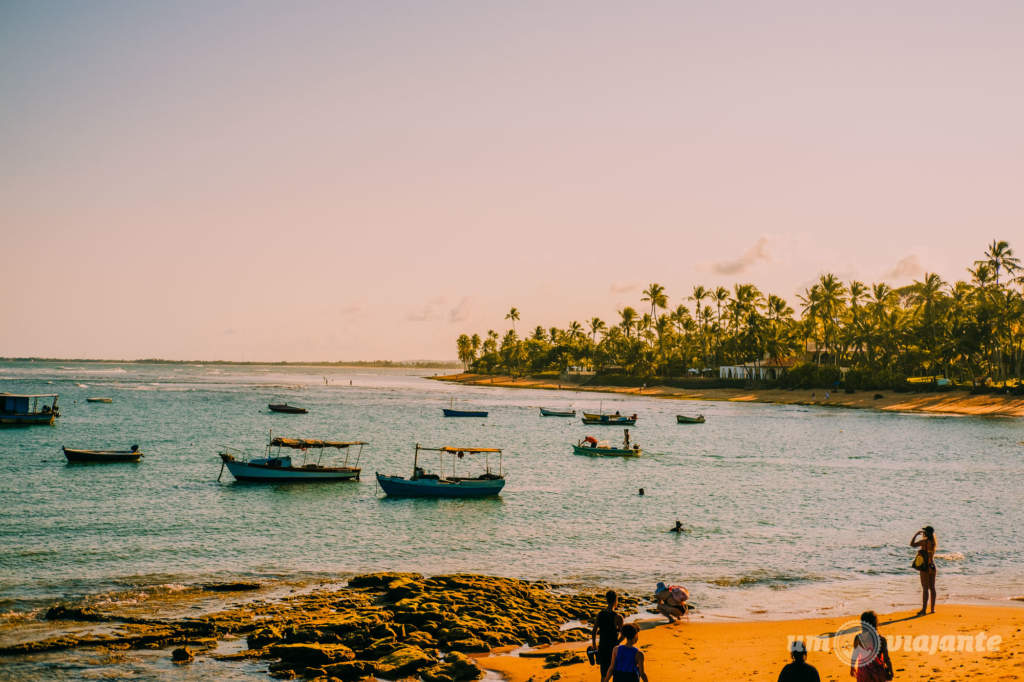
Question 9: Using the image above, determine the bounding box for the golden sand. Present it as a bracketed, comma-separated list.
[479, 605, 1024, 681]
[435, 374, 1024, 418]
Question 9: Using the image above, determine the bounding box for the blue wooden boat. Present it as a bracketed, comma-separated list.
[376, 444, 505, 498]
[443, 408, 488, 417]
[1, 393, 59, 426]
[539, 407, 575, 417]
[581, 415, 636, 426]
[573, 439, 641, 457]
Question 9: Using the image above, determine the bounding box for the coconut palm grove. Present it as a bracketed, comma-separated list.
[455, 240, 1024, 390]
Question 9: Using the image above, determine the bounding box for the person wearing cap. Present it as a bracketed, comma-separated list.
[654, 582, 688, 623]
[777, 640, 820, 682]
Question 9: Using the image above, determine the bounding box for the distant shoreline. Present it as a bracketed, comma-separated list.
[0, 357, 461, 369]
[433, 373, 1024, 418]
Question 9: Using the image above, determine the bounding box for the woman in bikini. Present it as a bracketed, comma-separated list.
[911, 525, 937, 615]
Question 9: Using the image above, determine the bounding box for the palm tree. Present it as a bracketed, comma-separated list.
[641, 283, 668, 324]
[505, 307, 520, 334]
[456, 334, 474, 370]
[978, 240, 1021, 288]
[588, 317, 606, 344]
[567, 320, 584, 342]
[618, 307, 638, 338]
[713, 286, 729, 364]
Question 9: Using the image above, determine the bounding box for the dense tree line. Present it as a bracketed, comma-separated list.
[455, 241, 1024, 389]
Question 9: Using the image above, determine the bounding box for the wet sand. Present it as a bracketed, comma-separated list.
[480, 604, 1024, 681]
[435, 374, 1024, 418]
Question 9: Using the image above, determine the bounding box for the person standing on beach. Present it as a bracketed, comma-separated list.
[911, 525, 937, 614]
[849, 611, 894, 682]
[591, 590, 624, 679]
[602, 623, 649, 682]
[778, 641, 820, 682]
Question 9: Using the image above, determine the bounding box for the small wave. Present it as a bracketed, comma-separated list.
[936, 552, 965, 561]
[76, 383, 88, 388]
[706, 571, 823, 589]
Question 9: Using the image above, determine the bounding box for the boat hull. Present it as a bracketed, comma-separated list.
[0, 414, 55, 426]
[86, 398, 113, 404]
[376, 473, 504, 497]
[581, 417, 636, 426]
[442, 409, 488, 418]
[63, 447, 142, 463]
[539, 408, 575, 417]
[676, 415, 705, 424]
[222, 458, 360, 482]
[572, 444, 641, 457]
[268, 404, 307, 414]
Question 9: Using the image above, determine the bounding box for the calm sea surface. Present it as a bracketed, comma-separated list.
[1, 361, 1022, 676]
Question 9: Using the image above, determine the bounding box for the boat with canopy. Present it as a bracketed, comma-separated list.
[1, 393, 60, 426]
[376, 444, 505, 497]
[219, 435, 367, 482]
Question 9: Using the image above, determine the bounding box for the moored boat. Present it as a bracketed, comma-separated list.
[1, 393, 60, 426]
[581, 414, 636, 426]
[219, 436, 367, 482]
[64, 445, 143, 463]
[676, 414, 705, 424]
[540, 407, 575, 417]
[442, 408, 488, 417]
[573, 437, 641, 457]
[268, 403, 307, 414]
[87, 397, 113, 403]
[376, 444, 505, 497]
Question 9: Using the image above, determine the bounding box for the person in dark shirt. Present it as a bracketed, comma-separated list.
[591, 590, 624, 678]
[778, 640, 821, 682]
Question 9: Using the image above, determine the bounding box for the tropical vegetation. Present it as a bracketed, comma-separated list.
[455, 241, 1024, 390]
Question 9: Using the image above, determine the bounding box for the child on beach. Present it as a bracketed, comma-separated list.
[850, 611, 894, 682]
[601, 623, 649, 682]
[777, 640, 820, 682]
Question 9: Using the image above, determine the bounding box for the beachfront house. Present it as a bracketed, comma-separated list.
[719, 357, 796, 381]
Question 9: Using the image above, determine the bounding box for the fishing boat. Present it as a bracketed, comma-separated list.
[442, 397, 487, 417]
[539, 407, 575, 417]
[376, 444, 505, 497]
[87, 397, 113, 404]
[63, 445, 142, 463]
[1, 393, 60, 425]
[268, 403, 307, 414]
[573, 437, 641, 457]
[218, 436, 368, 482]
[581, 414, 637, 426]
[676, 414, 705, 424]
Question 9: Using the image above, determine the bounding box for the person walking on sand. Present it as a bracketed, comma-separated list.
[911, 525, 937, 614]
[602, 623, 649, 682]
[849, 611, 894, 682]
[778, 640, 820, 682]
[591, 590, 624, 679]
[654, 582, 688, 622]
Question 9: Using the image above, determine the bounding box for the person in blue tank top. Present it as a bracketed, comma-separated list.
[601, 623, 649, 682]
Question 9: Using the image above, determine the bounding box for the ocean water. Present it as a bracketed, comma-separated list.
[1, 361, 1022, 676]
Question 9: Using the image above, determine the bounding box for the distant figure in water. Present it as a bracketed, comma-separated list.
[349, 379, 353, 386]
[911, 525, 937, 614]
[602, 623, 648, 682]
[638, 488, 645, 496]
[777, 640, 820, 682]
[670, 520, 683, 533]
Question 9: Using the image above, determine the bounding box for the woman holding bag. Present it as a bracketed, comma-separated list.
[911, 525, 937, 615]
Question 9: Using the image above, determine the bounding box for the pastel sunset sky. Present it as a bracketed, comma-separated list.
[3, 1, 1022, 361]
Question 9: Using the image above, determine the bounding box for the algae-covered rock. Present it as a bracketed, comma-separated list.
[171, 647, 194, 664]
[375, 645, 436, 679]
[543, 651, 584, 668]
[347, 572, 423, 589]
[421, 652, 483, 682]
[445, 637, 490, 653]
[269, 643, 355, 666]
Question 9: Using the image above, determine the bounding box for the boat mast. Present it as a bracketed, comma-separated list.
[413, 443, 420, 478]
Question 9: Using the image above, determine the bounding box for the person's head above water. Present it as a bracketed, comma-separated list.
[605, 590, 618, 607]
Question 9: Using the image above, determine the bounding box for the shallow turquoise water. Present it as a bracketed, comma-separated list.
[1, 361, 1022, 632]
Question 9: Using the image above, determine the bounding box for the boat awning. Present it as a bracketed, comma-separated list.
[429, 446, 502, 453]
[0, 393, 58, 398]
[271, 438, 368, 449]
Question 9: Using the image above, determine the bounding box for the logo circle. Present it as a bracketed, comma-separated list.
[831, 619, 881, 666]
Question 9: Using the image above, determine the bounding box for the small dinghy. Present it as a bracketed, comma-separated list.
[63, 445, 143, 463]
[676, 414, 705, 424]
[269, 403, 307, 414]
[86, 397, 113, 403]
[539, 407, 575, 417]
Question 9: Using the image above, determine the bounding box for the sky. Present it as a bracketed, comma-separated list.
[2, 1, 1022, 361]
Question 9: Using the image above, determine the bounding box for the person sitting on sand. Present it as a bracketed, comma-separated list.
[669, 520, 684, 533]
[602, 623, 649, 682]
[850, 611, 893, 682]
[591, 590, 625, 679]
[778, 640, 820, 682]
[911, 526, 937, 615]
[654, 582, 688, 622]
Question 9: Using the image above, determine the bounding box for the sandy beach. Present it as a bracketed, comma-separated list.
[480, 604, 1024, 681]
[434, 374, 1024, 418]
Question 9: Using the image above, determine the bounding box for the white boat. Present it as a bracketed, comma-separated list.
[218, 435, 367, 482]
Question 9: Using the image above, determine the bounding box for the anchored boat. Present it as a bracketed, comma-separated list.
[86, 397, 113, 404]
[1, 393, 59, 426]
[676, 414, 705, 424]
[269, 403, 308, 414]
[442, 397, 487, 417]
[539, 407, 575, 417]
[218, 436, 367, 482]
[573, 436, 641, 457]
[581, 413, 636, 426]
[376, 444, 505, 497]
[63, 445, 142, 463]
